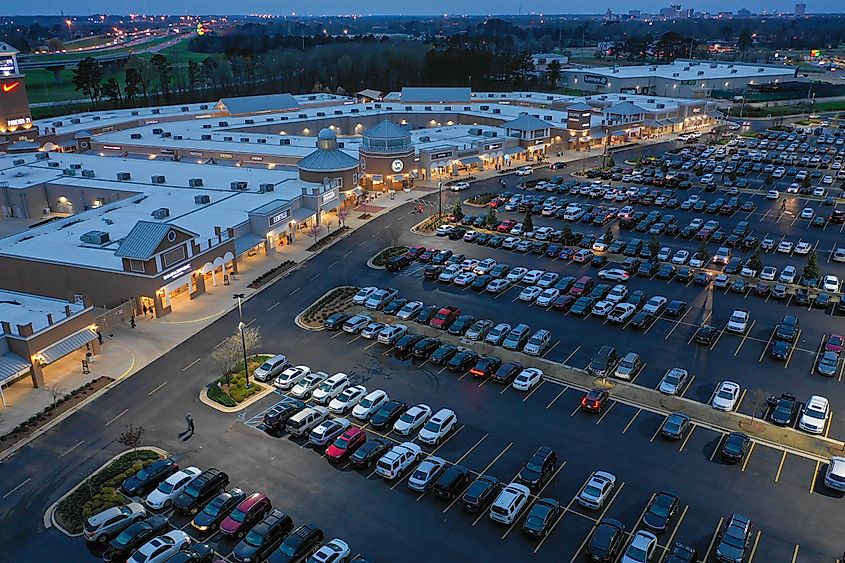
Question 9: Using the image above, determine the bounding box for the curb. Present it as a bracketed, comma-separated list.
[199, 353, 276, 413]
[44, 446, 168, 537]
[366, 247, 408, 271]
[293, 286, 358, 332]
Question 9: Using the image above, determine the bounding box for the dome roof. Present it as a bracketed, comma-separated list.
[362, 120, 411, 141]
[317, 128, 336, 141]
[298, 130, 358, 173]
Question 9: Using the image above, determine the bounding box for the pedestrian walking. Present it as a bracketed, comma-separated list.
[142, 304, 148, 317]
[186, 413, 194, 433]
[130, 316, 136, 329]
[96, 330, 103, 345]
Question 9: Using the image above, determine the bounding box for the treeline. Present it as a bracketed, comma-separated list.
[187, 31, 390, 57]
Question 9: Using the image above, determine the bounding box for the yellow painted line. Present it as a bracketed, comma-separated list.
[622, 409, 641, 434]
[734, 388, 748, 412]
[810, 460, 820, 494]
[791, 544, 800, 563]
[741, 442, 756, 472]
[826, 410, 833, 438]
[678, 424, 696, 452]
[657, 504, 688, 563]
[709, 433, 726, 462]
[775, 451, 788, 483]
[701, 517, 724, 563]
[747, 530, 762, 563]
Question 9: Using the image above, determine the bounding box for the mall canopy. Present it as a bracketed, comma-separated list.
[357, 89, 382, 100]
[458, 156, 482, 165]
[234, 233, 265, 255]
[503, 114, 552, 132]
[36, 327, 97, 365]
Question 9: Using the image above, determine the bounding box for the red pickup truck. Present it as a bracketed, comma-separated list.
[430, 306, 460, 329]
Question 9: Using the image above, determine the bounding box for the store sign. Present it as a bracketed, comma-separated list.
[430, 151, 451, 160]
[322, 191, 338, 204]
[7, 117, 30, 127]
[270, 209, 290, 226]
[189, 151, 203, 157]
[219, 153, 233, 159]
[0, 56, 17, 76]
[102, 145, 122, 151]
[484, 143, 502, 151]
[583, 74, 608, 85]
[250, 156, 264, 162]
[159, 149, 175, 155]
[162, 262, 192, 282]
[2, 81, 20, 93]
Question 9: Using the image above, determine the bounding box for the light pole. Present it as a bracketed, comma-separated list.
[233, 293, 250, 388]
[438, 181, 443, 217]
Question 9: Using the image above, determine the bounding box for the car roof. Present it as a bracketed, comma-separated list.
[237, 492, 268, 510]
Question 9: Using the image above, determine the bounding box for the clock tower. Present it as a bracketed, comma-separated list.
[0, 42, 37, 147]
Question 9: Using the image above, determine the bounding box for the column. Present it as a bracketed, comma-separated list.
[29, 362, 45, 388]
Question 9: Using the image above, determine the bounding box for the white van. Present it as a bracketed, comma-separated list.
[489, 483, 530, 524]
[311, 373, 350, 404]
[253, 355, 289, 382]
[285, 406, 329, 437]
[375, 442, 422, 479]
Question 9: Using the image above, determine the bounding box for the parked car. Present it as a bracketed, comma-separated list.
[84, 503, 147, 543]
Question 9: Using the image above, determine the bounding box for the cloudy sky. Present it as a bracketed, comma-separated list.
[3, 0, 831, 16]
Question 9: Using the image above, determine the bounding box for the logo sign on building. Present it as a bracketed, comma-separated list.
[250, 156, 264, 162]
[102, 145, 122, 151]
[270, 209, 290, 226]
[484, 143, 502, 151]
[430, 151, 452, 160]
[583, 74, 609, 86]
[189, 151, 203, 157]
[159, 149, 175, 155]
[162, 262, 193, 282]
[0, 56, 17, 76]
[322, 191, 338, 204]
[7, 117, 30, 127]
[218, 153, 233, 159]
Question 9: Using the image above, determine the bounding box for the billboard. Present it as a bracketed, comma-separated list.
[0, 56, 16, 76]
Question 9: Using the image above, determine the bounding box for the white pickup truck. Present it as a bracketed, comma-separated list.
[727, 309, 749, 333]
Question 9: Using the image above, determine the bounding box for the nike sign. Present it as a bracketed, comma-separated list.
[2, 82, 20, 93]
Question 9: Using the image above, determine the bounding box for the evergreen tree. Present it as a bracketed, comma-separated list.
[72, 57, 104, 107]
[803, 251, 821, 281]
[523, 210, 534, 233]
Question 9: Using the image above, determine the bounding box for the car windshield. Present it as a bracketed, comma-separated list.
[280, 542, 299, 556]
[203, 501, 222, 517]
[528, 337, 543, 346]
[665, 374, 680, 385]
[526, 461, 543, 473]
[157, 480, 175, 494]
[620, 360, 633, 369]
[400, 412, 417, 423]
[723, 529, 746, 548]
[113, 528, 136, 546]
[717, 389, 733, 399]
[423, 420, 441, 432]
[317, 382, 333, 393]
[229, 509, 246, 523]
[259, 361, 273, 371]
[244, 530, 264, 547]
[359, 398, 373, 409]
[337, 394, 351, 403]
[627, 546, 648, 561]
[583, 485, 601, 497]
[650, 501, 671, 517]
[664, 420, 680, 432]
[332, 436, 349, 449]
[805, 408, 826, 420]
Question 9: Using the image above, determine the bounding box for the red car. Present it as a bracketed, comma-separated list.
[497, 220, 516, 233]
[580, 388, 610, 413]
[325, 427, 366, 463]
[220, 492, 272, 539]
[405, 246, 426, 260]
[826, 333, 844, 354]
[418, 249, 438, 262]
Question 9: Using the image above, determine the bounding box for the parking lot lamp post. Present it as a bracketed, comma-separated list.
[233, 293, 250, 388]
[438, 181, 443, 217]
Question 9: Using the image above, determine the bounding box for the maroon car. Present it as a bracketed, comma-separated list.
[220, 493, 272, 539]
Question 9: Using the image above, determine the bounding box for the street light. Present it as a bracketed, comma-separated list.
[233, 293, 250, 388]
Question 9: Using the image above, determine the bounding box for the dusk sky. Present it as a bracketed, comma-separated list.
[1, 0, 834, 16]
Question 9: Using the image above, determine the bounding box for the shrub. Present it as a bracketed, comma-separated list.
[372, 246, 408, 267]
[207, 384, 236, 407]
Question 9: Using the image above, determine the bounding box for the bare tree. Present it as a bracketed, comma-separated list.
[324, 218, 334, 234]
[211, 338, 239, 385]
[308, 224, 322, 243]
[117, 423, 145, 449]
[746, 389, 769, 430]
[379, 226, 402, 250]
[44, 384, 66, 409]
[337, 208, 349, 227]
[240, 326, 263, 359]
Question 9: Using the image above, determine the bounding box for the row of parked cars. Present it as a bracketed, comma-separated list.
[83, 458, 365, 563]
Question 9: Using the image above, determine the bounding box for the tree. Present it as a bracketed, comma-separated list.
[150, 53, 172, 99]
[648, 235, 660, 257]
[764, 174, 774, 186]
[561, 224, 574, 243]
[737, 29, 753, 61]
[747, 250, 763, 273]
[124, 58, 155, 103]
[451, 200, 463, 219]
[337, 208, 349, 227]
[308, 223, 322, 243]
[211, 337, 240, 385]
[44, 384, 65, 409]
[485, 207, 498, 228]
[101, 77, 122, 105]
[324, 217, 334, 233]
[523, 210, 534, 233]
[544, 59, 562, 88]
[187, 60, 203, 91]
[46, 37, 64, 51]
[117, 423, 145, 450]
[803, 251, 821, 281]
[697, 240, 710, 263]
[72, 57, 104, 107]
[123, 67, 139, 104]
[746, 389, 769, 430]
[603, 227, 614, 246]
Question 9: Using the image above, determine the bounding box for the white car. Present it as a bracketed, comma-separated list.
[778, 265, 797, 284]
[515, 166, 533, 176]
[393, 404, 432, 436]
[408, 456, 447, 492]
[417, 408, 458, 445]
[671, 250, 690, 265]
[309, 417, 351, 447]
[352, 286, 377, 305]
[360, 322, 387, 339]
[274, 365, 311, 389]
[474, 258, 497, 275]
[378, 323, 409, 345]
[438, 265, 462, 282]
[309, 539, 351, 563]
[489, 482, 531, 524]
[642, 296, 667, 315]
[328, 384, 367, 414]
[799, 395, 829, 434]
[658, 367, 689, 395]
[591, 300, 615, 317]
[435, 225, 453, 236]
[823, 175, 834, 185]
[523, 269, 545, 284]
[777, 240, 794, 254]
[311, 373, 350, 404]
[144, 467, 201, 510]
[712, 381, 741, 411]
[342, 314, 372, 333]
[519, 286, 543, 302]
[800, 207, 814, 219]
[606, 284, 628, 303]
[621, 530, 658, 563]
[833, 248, 845, 263]
[794, 241, 813, 255]
[451, 181, 470, 191]
[814, 186, 826, 196]
[396, 301, 423, 320]
[512, 367, 543, 391]
[352, 389, 389, 420]
[128, 531, 191, 563]
[760, 266, 778, 281]
[536, 288, 560, 307]
[577, 471, 616, 509]
[375, 442, 422, 480]
[656, 246, 672, 261]
[821, 275, 840, 292]
[688, 253, 705, 268]
[598, 268, 630, 282]
[607, 303, 637, 324]
[537, 271, 560, 289]
[486, 278, 511, 294]
[506, 267, 529, 282]
[766, 189, 780, 200]
[502, 236, 521, 249]
[453, 271, 478, 286]
[290, 371, 329, 399]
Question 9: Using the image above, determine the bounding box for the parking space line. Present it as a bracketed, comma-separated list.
[545, 387, 568, 410]
[734, 320, 756, 356]
[596, 401, 616, 424]
[542, 340, 560, 358]
[702, 517, 725, 563]
[565, 482, 626, 562]
[741, 442, 756, 472]
[502, 461, 567, 540]
[759, 328, 778, 362]
[678, 424, 696, 452]
[429, 424, 465, 457]
[748, 530, 762, 563]
[680, 374, 696, 397]
[522, 380, 546, 402]
[709, 433, 726, 462]
[775, 451, 788, 482]
[710, 326, 726, 351]
[810, 460, 820, 494]
[810, 334, 826, 376]
[649, 418, 665, 442]
[622, 409, 641, 433]
[656, 504, 688, 563]
[453, 433, 489, 465]
[562, 345, 582, 367]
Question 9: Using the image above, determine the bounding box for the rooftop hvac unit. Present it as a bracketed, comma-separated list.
[257, 138, 267, 144]
[70, 118, 81, 124]
[698, 71, 705, 76]
[731, 69, 738, 74]
[265, 118, 274, 122]
[189, 178, 203, 187]
[82, 169, 95, 178]
[131, 111, 139, 116]
[218, 121, 229, 127]
[70, 163, 82, 169]
[259, 183, 275, 193]
[657, 103, 665, 108]
[48, 161, 60, 168]
[63, 169, 77, 176]
[279, 116, 288, 120]
[12, 158, 24, 165]
[483, 131, 497, 138]
[245, 119, 254, 124]
[201, 134, 212, 140]
[151, 109, 160, 114]
[173, 135, 183, 140]
[337, 142, 344, 148]
[468, 128, 482, 136]
[80, 230, 110, 245]
[647, 99, 655, 103]
[480, 105, 489, 111]
[151, 208, 170, 219]
[53, 121, 64, 127]
[612, 68, 619, 73]
[308, 95, 316, 100]
[200, 104, 208, 110]
[334, 110, 342, 115]
[651, 66, 657, 71]
[223, 136, 233, 141]
[280, 139, 290, 145]
[672, 73, 680, 77]
[710, 63, 718, 68]
[151, 175, 166, 184]
[194, 194, 211, 204]
[117, 172, 131, 181]
[240, 137, 249, 143]
[35, 153, 49, 160]
[92, 116, 101, 121]
[316, 112, 325, 117]
[683, 67, 690, 71]
[152, 128, 163, 134]
[492, 108, 501, 114]
[231, 181, 248, 191]
[544, 116, 552, 121]
[419, 136, 430, 142]
[130, 133, 142, 139]
[202, 124, 212, 129]
[298, 114, 307, 118]
[445, 106, 452, 111]
[758, 68, 765, 72]
[161, 132, 172, 138]
[464, 106, 471, 111]
[181, 106, 189, 112]
[351, 108, 359, 113]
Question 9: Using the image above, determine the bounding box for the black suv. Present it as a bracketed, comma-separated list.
[431, 465, 471, 500]
[775, 315, 800, 342]
[173, 468, 229, 515]
[385, 254, 411, 272]
[263, 399, 307, 434]
[715, 513, 752, 563]
[267, 523, 324, 563]
[586, 518, 625, 562]
[121, 458, 179, 496]
[231, 509, 294, 563]
[516, 446, 557, 489]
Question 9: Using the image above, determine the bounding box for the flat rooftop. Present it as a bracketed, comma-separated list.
[571, 59, 796, 81]
[0, 289, 85, 333]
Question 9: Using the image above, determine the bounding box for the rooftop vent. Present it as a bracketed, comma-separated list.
[35, 153, 49, 160]
[202, 124, 212, 129]
[201, 134, 211, 140]
[194, 194, 211, 205]
[152, 128, 163, 135]
[199, 104, 208, 110]
[230, 181, 248, 191]
[12, 158, 24, 165]
[151, 208, 170, 219]
[48, 161, 60, 168]
[130, 133, 142, 139]
[70, 163, 82, 170]
[81, 169, 95, 178]
[151, 109, 160, 114]
[117, 172, 131, 181]
[258, 183, 275, 193]
[218, 121, 229, 127]
[245, 119, 254, 124]
[188, 178, 203, 187]
[80, 230, 110, 245]
[151, 175, 166, 184]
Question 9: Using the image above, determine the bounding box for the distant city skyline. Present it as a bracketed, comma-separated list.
[0, 0, 836, 17]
